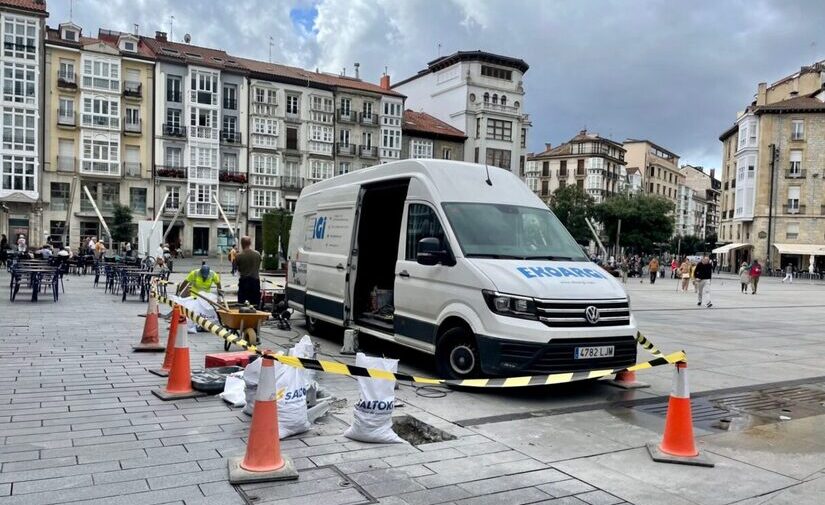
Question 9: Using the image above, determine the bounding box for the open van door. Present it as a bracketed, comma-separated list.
[303, 191, 359, 325]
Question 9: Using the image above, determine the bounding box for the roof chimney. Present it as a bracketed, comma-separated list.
[155, 31, 167, 42]
[710, 168, 716, 180]
[756, 82, 767, 106]
[544, 143, 552, 151]
[354, 62, 360, 79]
[380, 73, 391, 90]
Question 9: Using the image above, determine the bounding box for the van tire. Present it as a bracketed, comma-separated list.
[436, 327, 481, 380]
[305, 315, 321, 335]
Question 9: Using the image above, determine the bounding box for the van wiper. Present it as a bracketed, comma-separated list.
[466, 253, 525, 259]
[522, 255, 574, 261]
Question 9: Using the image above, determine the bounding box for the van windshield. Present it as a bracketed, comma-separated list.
[441, 203, 588, 260]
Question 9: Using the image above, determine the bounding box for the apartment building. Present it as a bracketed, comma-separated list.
[142, 31, 249, 256]
[401, 110, 466, 160]
[717, 61, 825, 272]
[674, 165, 721, 239]
[624, 139, 683, 205]
[0, 0, 47, 244]
[393, 51, 530, 175]
[41, 25, 155, 248]
[525, 130, 626, 203]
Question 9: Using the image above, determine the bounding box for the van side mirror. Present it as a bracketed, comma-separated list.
[417, 237, 450, 266]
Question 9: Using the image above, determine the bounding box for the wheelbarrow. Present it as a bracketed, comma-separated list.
[215, 304, 271, 351]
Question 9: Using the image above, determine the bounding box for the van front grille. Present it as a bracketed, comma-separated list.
[497, 335, 637, 374]
[534, 298, 630, 328]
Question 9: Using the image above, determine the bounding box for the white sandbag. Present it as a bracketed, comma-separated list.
[291, 335, 316, 386]
[219, 372, 246, 407]
[242, 357, 262, 416]
[276, 361, 311, 439]
[343, 353, 403, 444]
[168, 294, 219, 333]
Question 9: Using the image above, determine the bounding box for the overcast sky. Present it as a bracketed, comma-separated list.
[52, 0, 825, 169]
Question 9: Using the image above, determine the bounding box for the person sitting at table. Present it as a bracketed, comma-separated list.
[171, 262, 225, 333]
[39, 245, 53, 260]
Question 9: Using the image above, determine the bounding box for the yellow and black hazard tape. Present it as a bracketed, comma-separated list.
[152, 290, 685, 388]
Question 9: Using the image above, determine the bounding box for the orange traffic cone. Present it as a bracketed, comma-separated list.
[151, 312, 206, 401]
[647, 361, 714, 467]
[606, 369, 650, 390]
[228, 357, 298, 484]
[149, 306, 180, 377]
[133, 296, 165, 352]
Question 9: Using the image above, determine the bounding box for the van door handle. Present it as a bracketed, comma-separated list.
[336, 264, 345, 271]
[398, 270, 410, 278]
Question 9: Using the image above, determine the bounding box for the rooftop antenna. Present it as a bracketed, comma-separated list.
[437, 42, 442, 57]
[133, 23, 139, 36]
[169, 15, 174, 42]
[69, 0, 74, 20]
[484, 164, 493, 186]
[269, 36, 273, 63]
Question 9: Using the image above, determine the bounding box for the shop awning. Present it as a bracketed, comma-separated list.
[711, 243, 751, 254]
[773, 243, 825, 256]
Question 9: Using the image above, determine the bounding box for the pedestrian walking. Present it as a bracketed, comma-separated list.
[228, 245, 238, 276]
[620, 257, 629, 284]
[0, 234, 7, 267]
[781, 263, 793, 284]
[235, 236, 262, 307]
[648, 257, 659, 284]
[749, 259, 762, 294]
[695, 256, 713, 307]
[670, 258, 678, 279]
[738, 261, 751, 293]
[679, 258, 691, 292]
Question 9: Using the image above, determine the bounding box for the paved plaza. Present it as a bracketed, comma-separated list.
[1, 262, 824, 505]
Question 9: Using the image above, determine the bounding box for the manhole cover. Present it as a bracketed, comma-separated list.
[234, 465, 377, 505]
[634, 397, 731, 431]
[392, 415, 457, 446]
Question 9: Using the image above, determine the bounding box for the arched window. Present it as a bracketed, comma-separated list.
[514, 101, 520, 109]
[483, 92, 489, 103]
[492, 94, 498, 104]
[500, 95, 507, 106]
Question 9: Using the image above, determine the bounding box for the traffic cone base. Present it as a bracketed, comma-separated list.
[151, 387, 207, 401]
[646, 442, 714, 467]
[228, 455, 298, 484]
[133, 297, 165, 352]
[605, 369, 650, 390]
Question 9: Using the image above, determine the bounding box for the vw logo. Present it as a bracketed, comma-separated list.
[584, 306, 600, 324]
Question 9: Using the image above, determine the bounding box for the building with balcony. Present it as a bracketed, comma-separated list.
[41, 23, 154, 249]
[143, 31, 248, 256]
[624, 139, 683, 206]
[0, 0, 47, 246]
[401, 109, 466, 161]
[525, 130, 626, 204]
[675, 165, 721, 240]
[393, 50, 530, 175]
[717, 61, 825, 272]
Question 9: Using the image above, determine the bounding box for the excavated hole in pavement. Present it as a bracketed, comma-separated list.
[392, 415, 457, 445]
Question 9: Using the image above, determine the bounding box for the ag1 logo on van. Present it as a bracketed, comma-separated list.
[517, 266, 606, 279]
[312, 216, 327, 240]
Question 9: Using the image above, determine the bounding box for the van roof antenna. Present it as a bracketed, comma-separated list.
[484, 164, 493, 186]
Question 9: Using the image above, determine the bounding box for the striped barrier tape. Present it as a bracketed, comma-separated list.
[152, 290, 685, 388]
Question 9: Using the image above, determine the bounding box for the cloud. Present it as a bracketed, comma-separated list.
[49, 0, 825, 169]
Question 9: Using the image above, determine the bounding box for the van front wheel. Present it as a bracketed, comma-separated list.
[436, 327, 481, 381]
[305, 315, 320, 335]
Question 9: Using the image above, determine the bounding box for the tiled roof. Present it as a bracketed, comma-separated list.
[626, 167, 641, 175]
[240, 57, 403, 97]
[402, 110, 465, 139]
[754, 94, 825, 113]
[141, 37, 246, 73]
[45, 27, 154, 60]
[0, 0, 47, 14]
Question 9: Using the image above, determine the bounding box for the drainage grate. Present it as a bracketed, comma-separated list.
[632, 384, 825, 432]
[234, 465, 377, 505]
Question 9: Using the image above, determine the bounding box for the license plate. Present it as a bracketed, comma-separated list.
[574, 346, 615, 359]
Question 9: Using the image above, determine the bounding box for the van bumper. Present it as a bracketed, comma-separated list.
[476, 334, 638, 376]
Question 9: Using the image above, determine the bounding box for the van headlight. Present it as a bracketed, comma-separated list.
[482, 290, 537, 320]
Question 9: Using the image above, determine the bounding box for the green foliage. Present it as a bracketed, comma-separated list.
[548, 185, 595, 244]
[670, 233, 718, 256]
[110, 204, 133, 244]
[593, 193, 674, 252]
[262, 210, 293, 270]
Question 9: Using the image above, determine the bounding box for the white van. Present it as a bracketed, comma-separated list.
[287, 160, 637, 380]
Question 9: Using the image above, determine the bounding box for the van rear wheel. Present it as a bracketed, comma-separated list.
[436, 327, 481, 381]
[305, 315, 320, 335]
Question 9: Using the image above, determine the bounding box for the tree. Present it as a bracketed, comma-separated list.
[548, 185, 595, 244]
[670, 234, 704, 256]
[262, 209, 292, 271]
[110, 204, 133, 245]
[593, 193, 674, 253]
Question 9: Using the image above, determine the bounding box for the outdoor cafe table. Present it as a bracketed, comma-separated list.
[9, 265, 61, 302]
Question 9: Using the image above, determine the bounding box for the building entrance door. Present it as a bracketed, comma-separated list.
[193, 227, 209, 256]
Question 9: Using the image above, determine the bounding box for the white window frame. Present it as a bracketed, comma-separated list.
[3, 16, 37, 61]
[2, 108, 36, 152]
[1, 154, 36, 192]
[3, 62, 36, 105]
[251, 153, 279, 175]
[791, 120, 804, 140]
[81, 55, 120, 92]
[80, 132, 120, 175]
[410, 139, 433, 159]
[308, 159, 333, 181]
[286, 94, 300, 115]
[81, 94, 119, 130]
